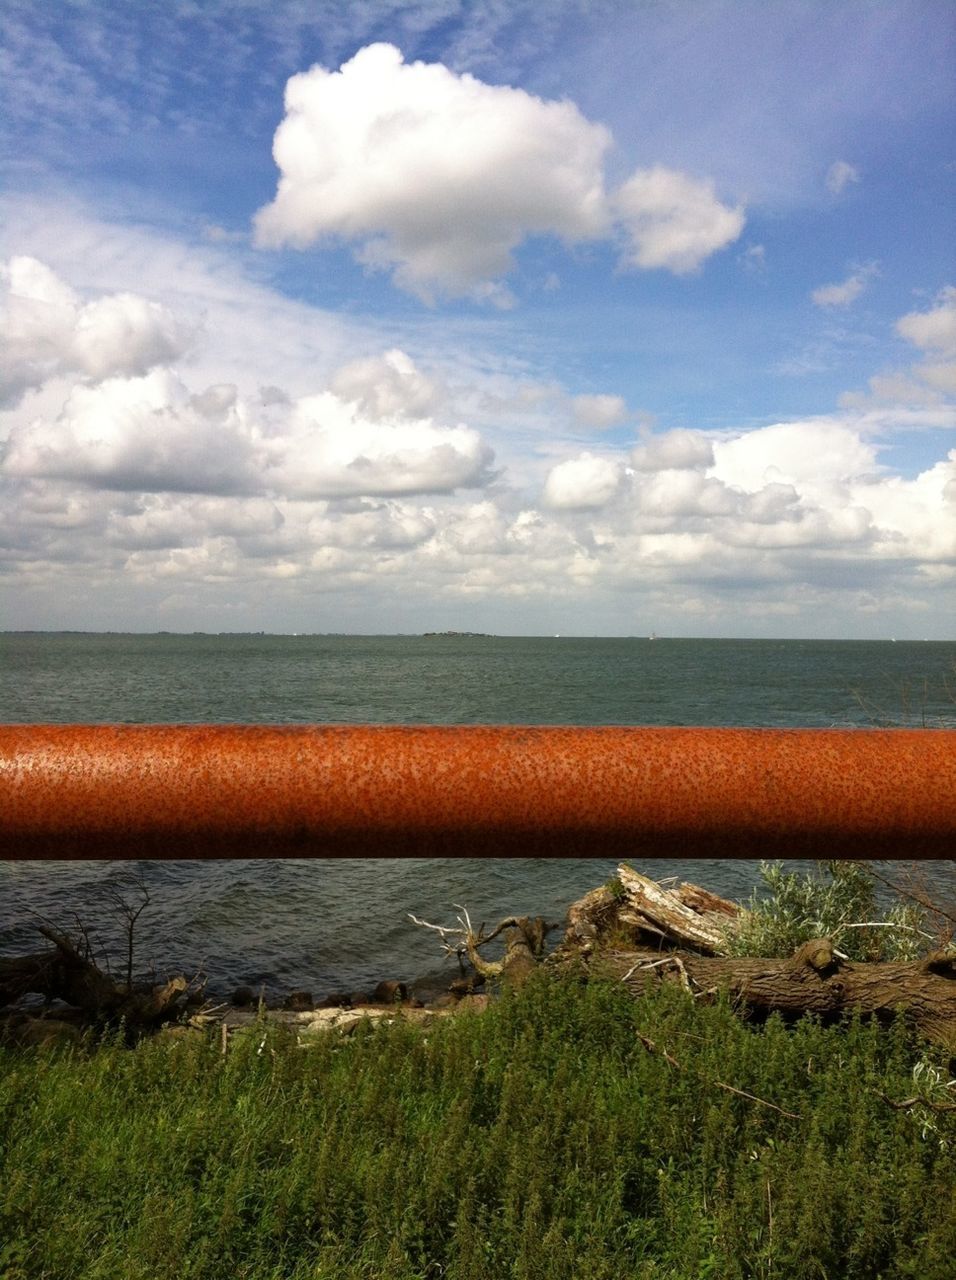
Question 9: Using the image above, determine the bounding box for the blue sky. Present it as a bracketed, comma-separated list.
[1, 0, 954, 637]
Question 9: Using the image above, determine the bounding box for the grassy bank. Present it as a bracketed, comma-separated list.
[1, 976, 954, 1280]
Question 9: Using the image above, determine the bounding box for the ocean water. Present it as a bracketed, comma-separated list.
[1, 633, 954, 999]
[2, 632, 955, 727]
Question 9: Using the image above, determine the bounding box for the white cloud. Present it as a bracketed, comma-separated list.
[329, 348, 445, 419]
[542, 452, 622, 509]
[571, 393, 627, 429]
[2, 334, 495, 502]
[838, 286, 956, 410]
[631, 429, 714, 472]
[825, 160, 860, 195]
[254, 44, 745, 300]
[301, 499, 437, 554]
[0, 196, 371, 403]
[254, 42, 611, 302]
[268, 391, 494, 499]
[1, 236, 952, 638]
[896, 286, 956, 355]
[635, 468, 739, 518]
[70, 293, 189, 382]
[613, 167, 744, 274]
[6, 410, 954, 635]
[711, 419, 879, 499]
[811, 262, 878, 308]
[0, 256, 191, 407]
[3, 370, 260, 495]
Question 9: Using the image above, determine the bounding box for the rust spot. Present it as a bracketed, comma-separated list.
[0, 725, 954, 859]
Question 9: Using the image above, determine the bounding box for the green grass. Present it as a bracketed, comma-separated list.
[1, 976, 954, 1279]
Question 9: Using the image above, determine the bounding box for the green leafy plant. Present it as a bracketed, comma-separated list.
[604, 876, 625, 901]
[2, 974, 954, 1279]
[725, 861, 930, 961]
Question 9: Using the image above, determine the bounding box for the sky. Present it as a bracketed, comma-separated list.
[1, 0, 954, 638]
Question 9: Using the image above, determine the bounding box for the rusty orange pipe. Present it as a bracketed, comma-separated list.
[0, 725, 954, 860]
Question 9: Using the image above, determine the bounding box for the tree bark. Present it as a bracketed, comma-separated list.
[615, 864, 743, 953]
[564, 865, 742, 955]
[593, 939, 956, 1049]
[465, 916, 553, 987]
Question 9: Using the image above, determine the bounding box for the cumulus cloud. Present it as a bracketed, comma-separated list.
[2, 243, 951, 637]
[811, 262, 878, 308]
[2, 345, 495, 502]
[631, 429, 714, 472]
[254, 43, 611, 302]
[6, 408, 954, 634]
[635, 468, 739, 518]
[542, 452, 622, 509]
[267, 391, 494, 499]
[3, 370, 260, 495]
[711, 420, 878, 498]
[329, 348, 445, 419]
[0, 256, 190, 407]
[613, 167, 744, 274]
[254, 45, 744, 300]
[825, 160, 860, 195]
[571, 393, 627, 429]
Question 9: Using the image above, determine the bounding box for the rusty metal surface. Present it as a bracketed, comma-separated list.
[1, 724, 954, 859]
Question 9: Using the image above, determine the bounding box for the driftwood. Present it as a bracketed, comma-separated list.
[410, 906, 557, 988]
[596, 939, 956, 1050]
[616, 864, 742, 953]
[0, 924, 196, 1029]
[414, 872, 956, 1047]
[565, 864, 742, 955]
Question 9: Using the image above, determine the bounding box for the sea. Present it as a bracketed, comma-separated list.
[1, 632, 954, 1000]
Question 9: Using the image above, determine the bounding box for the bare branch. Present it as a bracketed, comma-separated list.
[878, 1092, 956, 1114]
[857, 861, 956, 929]
[410, 907, 557, 983]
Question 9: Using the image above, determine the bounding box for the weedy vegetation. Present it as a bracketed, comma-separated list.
[725, 860, 933, 962]
[1, 972, 954, 1280]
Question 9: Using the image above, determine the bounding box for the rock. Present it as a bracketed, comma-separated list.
[409, 973, 454, 1004]
[283, 990, 314, 1011]
[231, 986, 256, 1007]
[429, 993, 459, 1011]
[449, 973, 485, 996]
[349, 991, 370, 1007]
[372, 979, 408, 1004]
[319, 992, 352, 1008]
[300, 1007, 394, 1038]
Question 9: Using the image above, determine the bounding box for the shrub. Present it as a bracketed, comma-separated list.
[725, 860, 930, 961]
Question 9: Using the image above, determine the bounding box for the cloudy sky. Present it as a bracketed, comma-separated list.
[1, 0, 954, 637]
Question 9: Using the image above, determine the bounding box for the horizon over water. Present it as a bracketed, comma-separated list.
[2, 632, 954, 999]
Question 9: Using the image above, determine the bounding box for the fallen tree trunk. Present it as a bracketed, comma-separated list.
[594, 939, 956, 1050]
[0, 925, 194, 1028]
[0, 950, 65, 1007]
